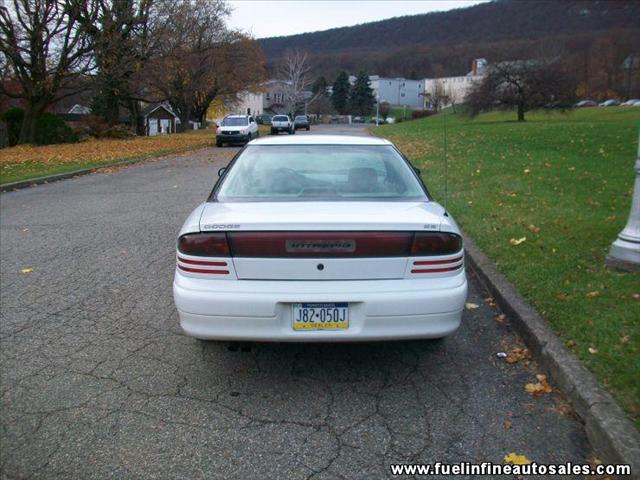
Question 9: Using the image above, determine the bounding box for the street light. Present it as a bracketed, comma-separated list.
[606, 132, 640, 271]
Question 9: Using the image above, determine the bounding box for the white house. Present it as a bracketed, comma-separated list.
[232, 91, 264, 116]
[423, 58, 487, 108]
[369, 76, 425, 109]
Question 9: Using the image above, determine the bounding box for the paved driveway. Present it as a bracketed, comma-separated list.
[1, 126, 590, 479]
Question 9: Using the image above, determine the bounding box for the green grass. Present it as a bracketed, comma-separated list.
[376, 107, 640, 425]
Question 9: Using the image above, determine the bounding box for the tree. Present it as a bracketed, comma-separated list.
[466, 59, 576, 121]
[0, 0, 95, 144]
[379, 101, 391, 120]
[331, 71, 350, 115]
[78, 0, 154, 129]
[348, 70, 375, 116]
[147, 0, 265, 129]
[278, 49, 311, 115]
[311, 76, 328, 95]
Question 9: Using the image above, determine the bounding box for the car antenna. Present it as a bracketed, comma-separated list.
[442, 98, 449, 215]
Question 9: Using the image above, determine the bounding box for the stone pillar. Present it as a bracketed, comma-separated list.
[606, 133, 640, 271]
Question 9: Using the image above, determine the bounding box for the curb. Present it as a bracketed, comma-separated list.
[0, 143, 212, 192]
[463, 232, 640, 478]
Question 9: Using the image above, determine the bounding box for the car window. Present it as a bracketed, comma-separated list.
[295, 116, 307, 121]
[272, 116, 289, 121]
[222, 117, 248, 126]
[215, 145, 427, 201]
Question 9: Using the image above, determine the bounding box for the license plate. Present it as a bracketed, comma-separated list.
[292, 303, 349, 331]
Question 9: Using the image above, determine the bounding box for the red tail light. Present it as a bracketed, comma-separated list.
[411, 232, 462, 256]
[178, 233, 230, 257]
[228, 232, 413, 257]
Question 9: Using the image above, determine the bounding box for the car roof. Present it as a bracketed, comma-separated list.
[225, 114, 250, 118]
[249, 135, 393, 146]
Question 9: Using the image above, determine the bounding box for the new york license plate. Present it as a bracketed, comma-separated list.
[292, 303, 349, 331]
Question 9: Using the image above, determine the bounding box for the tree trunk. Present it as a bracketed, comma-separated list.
[517, 102, 525, 122]
[18, 102, 47, 144]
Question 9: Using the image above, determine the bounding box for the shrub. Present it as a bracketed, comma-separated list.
[103, 124, 134, 139]
[1, 107, 24, 146]
[33, 113, 78, 145]
[411, 110, 434, 120]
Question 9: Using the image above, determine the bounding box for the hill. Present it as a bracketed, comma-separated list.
[258, 0, 640, 82]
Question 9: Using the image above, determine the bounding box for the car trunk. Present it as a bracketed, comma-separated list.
[199, 202, 445, 280]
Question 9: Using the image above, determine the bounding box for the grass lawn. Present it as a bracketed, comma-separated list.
[376, 107, 640, 426]
[0, 128, 215, 185]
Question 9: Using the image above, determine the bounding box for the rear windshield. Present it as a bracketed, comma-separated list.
[295, 116, 307, 121]
[215, 145, 427, 202]
[222, 117, 248, 126]
[272, 116, 289, 121]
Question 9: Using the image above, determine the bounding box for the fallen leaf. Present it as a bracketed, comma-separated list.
[566, 339, 577, 348]
[20, 268, 33, 274]
[504, 452, 531, 465]
[495, 313, 507, 322]
[555, 293, 568, 301]
[588, 346, 598, 354]
[506, 347, 531, 364]
[465, 302, 480, 310]
[586, 291, 600, 298]
[510, 237, 527, 246]
[527, 224, 540, 233]
[620, 335, 630, 345]
[525, 374, 552, 396]
[632, 293, 639, 301]
[523, 168, 531, 174]
[503, 419, 512, 430]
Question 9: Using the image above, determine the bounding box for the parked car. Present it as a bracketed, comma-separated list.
[271, 115, 295, 134]
[369, 117, 385, 124]
[216, 115, 259, 147]
[599, 99, 620, 107]
[575, 100, 598, 108]
[621, 99, 640, 106]
[294, 115, 310, 131]
[173, 135, 468, 341]
[256, 114, 272, 125]
[352, 116, 364, 123]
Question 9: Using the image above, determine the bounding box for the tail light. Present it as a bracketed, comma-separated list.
[178, 233, 230, 257]
[177, 231, 462, 258]
[411, 232, 462, 256]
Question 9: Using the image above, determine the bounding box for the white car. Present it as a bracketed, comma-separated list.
[270, 115, 295, 135]
[216, 115, 259, 147]
[173, 135, 468, 341]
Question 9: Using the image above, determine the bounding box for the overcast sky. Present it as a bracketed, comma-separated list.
[228, 0, 490, 39]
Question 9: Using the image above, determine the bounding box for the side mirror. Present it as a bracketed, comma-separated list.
[413, 166, 421, 175]
[218, 167, 226, 177]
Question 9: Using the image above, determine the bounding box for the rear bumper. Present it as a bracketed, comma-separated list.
[271, 126, 291, 132]
[173, 271, 468, 341]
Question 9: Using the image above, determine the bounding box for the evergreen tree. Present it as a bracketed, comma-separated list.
[331, 72, 351, 115]
[312, 76, 328, 95]
[348, 71, 375, 116]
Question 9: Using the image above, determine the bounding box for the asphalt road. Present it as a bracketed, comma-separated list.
[1, 126, 591, 479]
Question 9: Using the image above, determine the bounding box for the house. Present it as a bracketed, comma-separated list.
[67, 104, 91, 115]
[369, 76, 425, 108]
[423, 58, 487, 108]
[142, 103, 178, 136]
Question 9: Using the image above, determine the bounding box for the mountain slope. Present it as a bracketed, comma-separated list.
[259, 0, 639, 59]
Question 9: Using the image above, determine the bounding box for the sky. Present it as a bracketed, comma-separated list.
[227, 0, 490, 39]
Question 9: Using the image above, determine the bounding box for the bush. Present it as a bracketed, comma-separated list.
[1, 107, 24, 146]
[411, 110, 435, 120]
[33, 113, 78, 145]
[102, 124, 134, 139]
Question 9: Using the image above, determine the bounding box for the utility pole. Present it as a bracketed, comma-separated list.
[606, 132, 640, 271]
[375, 92, 379, 126]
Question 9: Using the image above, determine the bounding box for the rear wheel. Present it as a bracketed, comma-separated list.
[216, 140, 223, 147]
[306, 126, 310, 131]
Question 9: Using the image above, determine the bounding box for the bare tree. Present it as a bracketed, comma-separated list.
[0, 0, 95, 143]
[278, 49, 311, 115]
[466, 59, 576, 121]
